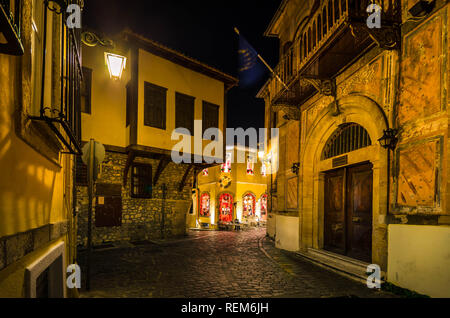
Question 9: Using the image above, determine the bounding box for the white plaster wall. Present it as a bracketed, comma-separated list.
[388, 224, 450, 298]
[275, 216, 299, 252]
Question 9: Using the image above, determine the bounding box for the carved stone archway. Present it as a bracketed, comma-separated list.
[299, 94, 390, 270]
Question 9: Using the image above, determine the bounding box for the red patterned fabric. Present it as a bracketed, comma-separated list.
[219, 193, 233, 222]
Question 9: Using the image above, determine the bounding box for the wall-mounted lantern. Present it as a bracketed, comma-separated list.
[105, 52, 127, 81]
[378, 128, 398, 151]
[291, 162, 300, 175]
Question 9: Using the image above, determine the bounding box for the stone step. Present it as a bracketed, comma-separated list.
[295, 248, 385, 284]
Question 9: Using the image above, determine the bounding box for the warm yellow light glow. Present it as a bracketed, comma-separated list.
[105, 52, 127, 80]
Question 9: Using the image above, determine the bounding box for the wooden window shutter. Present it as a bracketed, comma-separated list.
[144, 82, 167, 130]
[175, 92, 195, 134]
[202, 101, 219, 135]
[131, 164, 153, 198]
[126, 82, 131, 127]
[81, 67, 92, 114]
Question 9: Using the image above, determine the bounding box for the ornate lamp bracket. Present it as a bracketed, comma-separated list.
[81, 31, 115, 48]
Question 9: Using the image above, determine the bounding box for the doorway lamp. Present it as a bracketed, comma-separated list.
[378, 128, 398, 151]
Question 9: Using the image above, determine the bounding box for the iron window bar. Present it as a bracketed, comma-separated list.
[30, 0, 83, 155]
[0, 0, 24, 55]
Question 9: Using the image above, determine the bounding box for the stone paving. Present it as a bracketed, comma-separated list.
[79, 228, 396, 298]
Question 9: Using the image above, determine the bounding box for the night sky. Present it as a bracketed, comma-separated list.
[83, 0, 282, 130]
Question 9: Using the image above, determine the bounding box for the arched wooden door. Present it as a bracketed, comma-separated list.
[219, 193, 233, 222]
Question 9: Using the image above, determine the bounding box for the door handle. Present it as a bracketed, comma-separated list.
[352, 217, 362, 224]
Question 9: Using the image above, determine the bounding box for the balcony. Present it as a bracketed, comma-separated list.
[269, 0, 400, 107]
[0, 0, 24, 55]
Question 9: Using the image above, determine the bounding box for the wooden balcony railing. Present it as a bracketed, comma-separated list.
[269, 0, 400, 104]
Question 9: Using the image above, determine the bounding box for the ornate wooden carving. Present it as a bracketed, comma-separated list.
[272, 105, 301, 121]
[304, 77, 341, 116]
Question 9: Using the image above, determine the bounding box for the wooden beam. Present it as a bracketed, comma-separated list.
[123, 151, 136, 186]
[178, 164, 194, 192]
[153, 158, 170, 186]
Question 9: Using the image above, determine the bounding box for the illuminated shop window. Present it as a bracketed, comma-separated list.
[200, 193, 210, 217]
[243, 193, 256, 218]
[219, 193, 233, 223]
[202, 169, 209, 176]
[221, 152, 232, 173]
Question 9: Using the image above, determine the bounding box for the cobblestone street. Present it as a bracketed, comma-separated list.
[79, 228, 396, 298]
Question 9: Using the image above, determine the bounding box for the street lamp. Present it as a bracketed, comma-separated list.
[105, 52, 127, 80]
[378, 128, 398, 151]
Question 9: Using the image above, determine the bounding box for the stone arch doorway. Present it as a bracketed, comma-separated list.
[300, 95, 389, 269]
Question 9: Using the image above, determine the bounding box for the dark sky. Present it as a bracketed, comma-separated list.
[83, 0, 282, 130]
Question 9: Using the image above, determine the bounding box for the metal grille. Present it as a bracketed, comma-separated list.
[322, 123, 372, 160]
[29, 0, 83, 154]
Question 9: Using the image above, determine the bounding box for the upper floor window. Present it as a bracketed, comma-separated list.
[126, 81, 131, 127]
[322, 123, 372, 160]
[81, 67, 92, 114]
[261, 162, 267, 177]
[175, 92, 195, 134]
[221, 152, 232, 173]
[247, 154, 255, 175]
[202, 101, 219, 136]
[131, 163, 153, 199]
[29, 0, 83, 154]
[144, 82, 167, 130]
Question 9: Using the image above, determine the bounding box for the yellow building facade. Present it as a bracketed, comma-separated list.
[77, 29, 237, 245]
[0, 0, 83, 297]
[258, 0, 450, 297]
[196, 146, 268, 229]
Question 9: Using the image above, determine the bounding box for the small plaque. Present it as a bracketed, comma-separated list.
[98, 197, 105, 205]
[332, 155, 348, 168]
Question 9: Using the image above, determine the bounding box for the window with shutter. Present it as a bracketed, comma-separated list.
[202, 101, 219, 135]
[175, 92, 195, 134]
[131, 163, 153, 198]
[81, 67, 92, 114]
[126, 82, 131, 127]
[144, 82, 167, 130]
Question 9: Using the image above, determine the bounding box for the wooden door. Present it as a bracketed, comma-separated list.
[324, 169, 346, 255]
[324, 163, 373, 263]
[347, 164, 373, 263]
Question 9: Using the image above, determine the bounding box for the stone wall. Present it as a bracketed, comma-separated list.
[76, 151, 193, 247]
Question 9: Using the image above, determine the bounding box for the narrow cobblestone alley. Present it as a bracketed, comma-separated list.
[80, 229, 396, 298]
